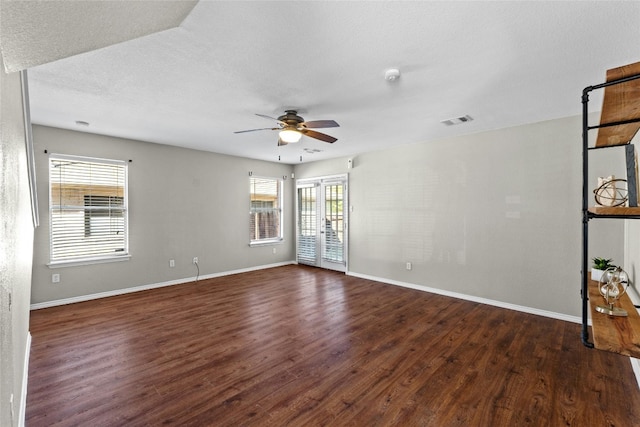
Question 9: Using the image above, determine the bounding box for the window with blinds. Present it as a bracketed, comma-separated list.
[49, 154, 128, 265]
[250, 176, 282, 244]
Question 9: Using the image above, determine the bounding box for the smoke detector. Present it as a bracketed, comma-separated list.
[384, 68, 401, 82]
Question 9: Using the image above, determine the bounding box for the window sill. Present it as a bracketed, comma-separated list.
[249, 239, 283, 247]
[48, 255, 131, 269]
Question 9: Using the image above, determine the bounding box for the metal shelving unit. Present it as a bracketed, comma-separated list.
[581, 64, 640, 357]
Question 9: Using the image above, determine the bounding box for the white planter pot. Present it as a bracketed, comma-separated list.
[591, 268, 604, 282]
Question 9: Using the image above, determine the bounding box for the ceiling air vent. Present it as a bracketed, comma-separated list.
[440, 115, 473, 126]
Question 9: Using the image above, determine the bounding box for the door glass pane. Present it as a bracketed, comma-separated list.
[323, 184, 344, 262]
[297, 186, 317, 264]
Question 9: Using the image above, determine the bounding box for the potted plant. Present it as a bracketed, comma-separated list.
[591, 257, 616, 282]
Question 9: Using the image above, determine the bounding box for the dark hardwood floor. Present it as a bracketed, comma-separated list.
[26, 265, 640, 426]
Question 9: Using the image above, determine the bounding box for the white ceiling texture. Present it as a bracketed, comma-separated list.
[2, 1, 640, 164]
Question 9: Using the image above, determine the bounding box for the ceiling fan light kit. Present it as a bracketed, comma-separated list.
[279, 128, 302, 143]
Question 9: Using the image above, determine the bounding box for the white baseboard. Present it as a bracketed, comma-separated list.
[30, 261, 295, 310]
[19, 332, 31, 427]
[346, 271, 581, 324]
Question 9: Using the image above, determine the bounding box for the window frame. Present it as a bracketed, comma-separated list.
[249, 175, 284, 246]
[48, 153, 130, 267]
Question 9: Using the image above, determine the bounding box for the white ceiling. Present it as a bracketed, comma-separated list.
[4, 1, 640, 164]
[0, 1, 197, 72]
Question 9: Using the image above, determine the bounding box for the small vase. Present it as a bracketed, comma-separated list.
[591, 268, 604, 282]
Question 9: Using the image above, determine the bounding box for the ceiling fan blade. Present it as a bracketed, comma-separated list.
[301, 129, 337, 143]
[234, 127, 277, 134]
[255, 113, 284, 124]
[303, 120, 339, 129]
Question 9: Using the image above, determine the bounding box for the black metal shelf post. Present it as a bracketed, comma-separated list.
[581, 85, 593, 347]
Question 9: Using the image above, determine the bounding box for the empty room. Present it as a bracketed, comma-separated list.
[2, 1, 640, 426]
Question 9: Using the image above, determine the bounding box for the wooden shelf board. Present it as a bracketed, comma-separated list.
[588, 206, 640, 216]
[588, 277, 640, 358]
[595, 61, 640, 147]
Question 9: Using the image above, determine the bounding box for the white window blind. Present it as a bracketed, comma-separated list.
[250, 176, 282, 244]
[49, 154, 128, 264]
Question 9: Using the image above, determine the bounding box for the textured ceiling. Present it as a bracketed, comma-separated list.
[0, 0, 197, 72]
[5, 1, 640, 164]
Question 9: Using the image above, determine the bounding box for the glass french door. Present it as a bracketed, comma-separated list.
[297, 175, 347, 272]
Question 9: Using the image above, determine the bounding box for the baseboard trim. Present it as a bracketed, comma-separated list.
[346, 271, 581, 324]
[30, 261, 296, 310]
[19, 332, 31, 427]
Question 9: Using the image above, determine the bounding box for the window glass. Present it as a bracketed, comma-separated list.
[250, 177, 282, 244]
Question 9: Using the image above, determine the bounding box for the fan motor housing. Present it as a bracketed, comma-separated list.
[278, 110, 305, 127]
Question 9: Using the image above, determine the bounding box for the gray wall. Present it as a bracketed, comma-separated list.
[295, 115, 621, 317]
[31, 125, 295, 304]
[627, 219, 640, 298]
[0, 58, 34, 425]
[31, 114, 626, 318]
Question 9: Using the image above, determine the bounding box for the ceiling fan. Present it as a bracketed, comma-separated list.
[234, 110, 339, 146]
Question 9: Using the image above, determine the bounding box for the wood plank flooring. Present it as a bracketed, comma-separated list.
[26, 265, 640, 426]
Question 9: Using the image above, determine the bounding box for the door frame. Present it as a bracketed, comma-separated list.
[295, 174, 348, 272]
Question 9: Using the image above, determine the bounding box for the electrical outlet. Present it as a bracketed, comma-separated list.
[52, 273, 60, 283]
[169, 259, 175, 268]
[193, 257, 198, 264]
[272, 247, 277, 254]
[406, 262, 412, 271]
